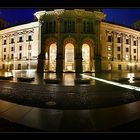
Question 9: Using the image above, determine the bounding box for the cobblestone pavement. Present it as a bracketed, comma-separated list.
[0, 81, 139, 109]
[1, 77, 140, 132]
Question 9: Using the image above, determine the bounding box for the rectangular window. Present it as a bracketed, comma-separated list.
[19, 53, 22, 59]
[126, 48, 129, 52]
[28, 53, 31, 59]
[117, 37, 121, 43]
[28, 35, 32, 41]
[19, 37, 23, 42]
[19, 46, 22, 51]
[4, 48, 6, 52]
[108, 53, 112, 60]
[133, 49, 136, 53]
[11, 54, 14, 59]
[18, 64, 21, 70]
[126, 54, 129, 61]
[11, 47, 14, 51]
[4, 40, 6, 45]
[108, 63, 112, 70]
[134, 55, 136, 60]
[117, 54, 121, 60]
[108, 35, 112, 42]
[11, 38, 14, 43]
[134, 40, 137, 46]
[28, 44, 31, 50]
[4, 55, 6, 60]
[126, 39, 129, 44]
[118, 64, 122, 70]
[108, 46, 112, 51]
[117, 46, 121, 51]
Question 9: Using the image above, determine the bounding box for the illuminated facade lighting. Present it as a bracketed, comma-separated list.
[0, 9, 140, 73]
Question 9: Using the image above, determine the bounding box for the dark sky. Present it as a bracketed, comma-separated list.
[0, 8, 140, 27]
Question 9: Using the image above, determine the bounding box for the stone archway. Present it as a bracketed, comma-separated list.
[82, 38, 95, 72]
[44, 38, 57, 72]
[63, 38, 76, 72]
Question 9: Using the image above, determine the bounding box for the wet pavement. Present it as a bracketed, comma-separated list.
[1, 99, 140, 132]
[0, 71, 140, 131]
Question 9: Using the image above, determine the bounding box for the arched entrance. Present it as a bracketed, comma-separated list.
[82, 38, 94, 72]
[82, 44, 90, 72]
[64, 43, 75, 72]
[49, 43, 57, 71]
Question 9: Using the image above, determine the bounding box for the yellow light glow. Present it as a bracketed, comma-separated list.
[81, 74, 140, 92]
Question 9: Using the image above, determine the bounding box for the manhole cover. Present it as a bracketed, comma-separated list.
[45, 101, 56, 106]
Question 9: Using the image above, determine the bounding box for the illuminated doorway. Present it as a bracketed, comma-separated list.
[82, 44, 90, 72]
[65, 43, 75, 71]
[49, 43, 57, 71]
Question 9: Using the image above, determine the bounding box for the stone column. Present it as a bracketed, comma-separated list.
[130, 35, 133, 72]
[75, 17, 83, 78]
[56, 17, 63, 78]
[121, 33, 125, 62]
[37, 20, 45, 74]
[94, 20, 102, 73]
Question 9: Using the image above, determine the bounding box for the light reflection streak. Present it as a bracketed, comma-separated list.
[81, 74, 140, 92]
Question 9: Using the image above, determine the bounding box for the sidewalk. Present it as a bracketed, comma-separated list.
[1, 99, 140, 132]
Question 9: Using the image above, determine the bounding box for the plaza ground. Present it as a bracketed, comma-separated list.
[1, 71, 140, 132]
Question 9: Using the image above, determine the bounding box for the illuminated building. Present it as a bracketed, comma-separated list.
[0, 22, 39, 71]
[0, 9, 140, 74]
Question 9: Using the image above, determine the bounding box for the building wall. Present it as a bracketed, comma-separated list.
[0, 9, 140, 73]
[100, 21, 140, 72]
[34, 9, 105, 74]
[0, 21, 40, 70]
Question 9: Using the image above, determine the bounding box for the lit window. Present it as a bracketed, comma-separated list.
[126, 54, 129, 61]
[108, 53, 112, 60]
[108, 46, 111, 51]
[28, 53, 31, 59]
[108, 63, 112, 70]
[28, 44, 31, 50]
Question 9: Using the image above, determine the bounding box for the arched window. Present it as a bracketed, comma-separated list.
[82, 44, 90, 72]
[65, 43, 74, 71]
[49, 43, 57, 71]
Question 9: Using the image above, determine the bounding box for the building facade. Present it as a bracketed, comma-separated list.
[0, 9, 140, 74]
[0, 22, 40, 71]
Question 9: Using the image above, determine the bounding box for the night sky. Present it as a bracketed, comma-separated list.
[0, 8, 140, 27]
